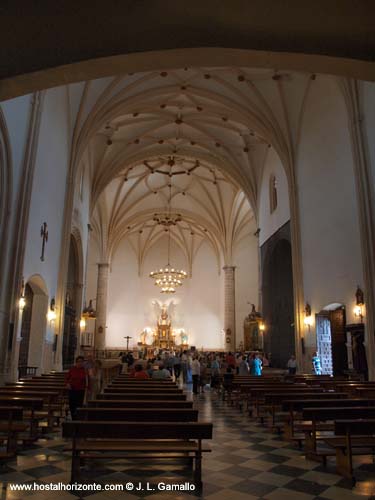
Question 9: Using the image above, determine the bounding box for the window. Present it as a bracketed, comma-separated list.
[269, 174, 277, 213]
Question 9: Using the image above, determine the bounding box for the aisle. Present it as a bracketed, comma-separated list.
[196, 391, 375, 500]
[0, 389, 374, 500]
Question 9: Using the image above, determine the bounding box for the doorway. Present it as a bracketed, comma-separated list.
[18, 284, 34, 370]
[18, 276, 49, 376]
[316, 305, 347, 375]
[262, 233, 295, 368]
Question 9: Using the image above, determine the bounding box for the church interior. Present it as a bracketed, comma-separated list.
[1, 2, 375, 499]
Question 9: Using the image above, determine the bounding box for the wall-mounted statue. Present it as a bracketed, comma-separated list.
[244, 304, 264, 351]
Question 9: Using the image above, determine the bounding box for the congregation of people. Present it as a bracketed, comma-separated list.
[65, 349, 318, 417]
[118, 350, 271, 395]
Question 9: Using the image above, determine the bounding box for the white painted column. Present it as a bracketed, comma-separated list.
[223, 265, 236, 351]
[95, 263, 109, 351]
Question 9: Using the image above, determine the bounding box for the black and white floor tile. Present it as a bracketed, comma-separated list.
[1, 387, 375, 499]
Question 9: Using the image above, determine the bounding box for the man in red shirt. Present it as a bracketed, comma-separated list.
[226, 352, 236, 370]
[65, 356, 87, 419]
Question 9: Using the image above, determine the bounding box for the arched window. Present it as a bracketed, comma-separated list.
[269, 174, 278, 213]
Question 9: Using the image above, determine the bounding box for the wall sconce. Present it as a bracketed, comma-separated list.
[354, 286, 364, 322]
[304, 303, 313, 329]
[47, 298, 57, 323]
[19, 278, 26, 311]
[259, 321, 265, 332]
[79, 317, 86, 330]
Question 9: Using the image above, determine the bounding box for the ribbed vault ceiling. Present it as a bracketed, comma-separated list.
[74, 66, 308, 268]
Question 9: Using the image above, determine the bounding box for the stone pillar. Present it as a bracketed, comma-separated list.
[95, 263, 109, 351]
[223, 266, 236, 351]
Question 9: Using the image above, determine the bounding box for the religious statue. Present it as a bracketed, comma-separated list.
[244, 303, 264, 351]
[180, 330, 188, 345]
[152, 301, 175, 350]
[158, 305, 171, 327]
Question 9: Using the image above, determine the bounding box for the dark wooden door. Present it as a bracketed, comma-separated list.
[18, 284, 34, 367]
[62, 304, 77, 369]
[329, 307, 347, 375]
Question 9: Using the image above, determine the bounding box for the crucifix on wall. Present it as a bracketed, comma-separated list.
[40, 222, 48, 261]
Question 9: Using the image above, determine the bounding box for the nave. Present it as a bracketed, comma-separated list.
[0, 384, 374, 500]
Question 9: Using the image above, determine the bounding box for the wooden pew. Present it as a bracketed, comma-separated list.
[88, 399, 194, 408]
[261, 392, 347, 427]
[302, 406, 375, 461]
[77, 407, 198, 421]
[62, 421, 212, 489]
[0, 397, 43, 442]
[0, 388, 62, 429]
[97, 393, 187, 401]
[324, 419, 375, 483]
[0, 407, 27, 460]
[282, 398, 375, 441]
[102, 387, 183, 394]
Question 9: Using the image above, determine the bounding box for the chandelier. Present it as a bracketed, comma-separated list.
[149, 184, 187, 293]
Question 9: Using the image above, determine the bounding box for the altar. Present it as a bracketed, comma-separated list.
[153, 306, 175, 350]
[138, 304, 189, 355]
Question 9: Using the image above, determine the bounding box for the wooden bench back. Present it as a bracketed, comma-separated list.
[77, 408, 198, 421]
[0, 397, 44, 409]
[0, 389, 59, 400]
[335, 419, 375, 436]
[282, 398, 375, 412]
[97, 393, 186, 400]
[87, 399, 194, 408]
[264, 392, 346, 404]
[63, 421, 213, 440]
[303, 407, 375, 421]
[0, 406, 23, 420]
[103, 387, 182, 394]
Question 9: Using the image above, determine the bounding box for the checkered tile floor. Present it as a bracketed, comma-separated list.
[1, 388, 375, 499]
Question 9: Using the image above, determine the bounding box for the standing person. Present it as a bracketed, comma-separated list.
[65, 356, 87, 420]
[173, 353, 182, 380]
[87, 359, 102, 401]
[165, 354, 174, 376]
[186, 352, 193, 384]
[181, 351, 188, 382]
[312, 351, 322, 375]
[251, 353, 262, 376]
[191, 356, 200, 395]
[226, 352, 235, 370]
[210, 355, 220, 389]
[238, 356, 249, 375]
[287, 355, 297, 375]
[200, 356, 208, 392]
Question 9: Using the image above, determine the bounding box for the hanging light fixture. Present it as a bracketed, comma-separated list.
[149, 182, 187, 293]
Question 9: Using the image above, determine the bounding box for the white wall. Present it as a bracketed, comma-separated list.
[86, 231, 259, 351]
[234, 234, 259, 347]
[105, 237, 224, 350]
[297, 75, 363, 344]
[258, 147, 290, 246]
[22, 86, 70, 345]
[362, 81, 375, 215]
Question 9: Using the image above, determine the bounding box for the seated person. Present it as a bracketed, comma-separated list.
[146, 362, 154, 378]
[134, 363, 149, 379]
[151, 364, 171, 379]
